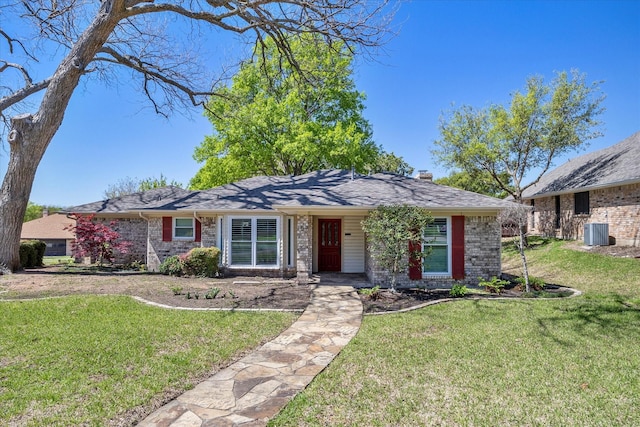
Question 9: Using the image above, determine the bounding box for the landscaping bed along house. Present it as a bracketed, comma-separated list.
[1, 263, 578, 314]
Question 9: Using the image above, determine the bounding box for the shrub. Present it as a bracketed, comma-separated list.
[478, 276, 509, 294]
[159, 247, 220, 277]
[450, 283, 468, 297]
[359, 285, 381, 300]
[159, 255, 184, 276]
[182, 247, 220, 277]
[515, 276, 546, 291]
[19, 240, 46, 268]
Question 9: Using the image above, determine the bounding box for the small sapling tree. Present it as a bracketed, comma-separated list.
[67, 214, 132, 266]
[362, 205, 433, 291]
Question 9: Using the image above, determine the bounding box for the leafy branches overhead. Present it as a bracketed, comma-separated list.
[190, 34, 382, 188]
[362, 205, 433, 291]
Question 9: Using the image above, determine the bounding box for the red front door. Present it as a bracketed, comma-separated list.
[318, 219, 341, 271]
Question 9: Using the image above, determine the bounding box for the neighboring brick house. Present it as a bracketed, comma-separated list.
[521, 131, 640, 246]
[69, 170, 517, 287]
[20, 212, 76, 256]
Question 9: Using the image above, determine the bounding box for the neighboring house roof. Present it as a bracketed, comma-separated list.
[521, 131, 640, 198]
[21, 213, 76, 240]
[68, 170, 516, 214]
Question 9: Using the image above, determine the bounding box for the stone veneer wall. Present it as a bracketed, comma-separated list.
[147, 217, 216, 272]
[296, 215, 313, 284]
[365, 215, 502, 288]
[530, 183, 640, 246]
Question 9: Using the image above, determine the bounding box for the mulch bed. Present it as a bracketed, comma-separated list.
[359, 284, 576, 314]
[1, 265, 575, 314]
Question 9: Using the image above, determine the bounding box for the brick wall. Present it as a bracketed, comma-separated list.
[365, 215, 502, 288]
[95, 217, 147, 265]
[296, 214, 313, 284]
[147, 216, 216, 271]
[529, 183, 640, 246]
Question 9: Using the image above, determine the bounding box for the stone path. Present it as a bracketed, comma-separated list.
[138, 283, 363, 426]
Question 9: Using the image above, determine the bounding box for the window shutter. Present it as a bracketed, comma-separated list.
[408, 240, 422, 280]
[195, 219, 202, 242]
[451, 215, 465, 280]
[162, 217, 172, 242]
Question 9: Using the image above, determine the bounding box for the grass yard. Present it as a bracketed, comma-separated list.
[0, 296, 297, 426]
[270, 239, 640, 426]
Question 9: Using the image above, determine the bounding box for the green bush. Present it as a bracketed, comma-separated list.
[478, 276, 509, 294]
[159, 255, 184, 276]
[159, 247, 220, 277]
[515, 275, 546, 291]
[449, 283, 468, 297]
[182, 247, 220, 277]
[19, 240, 47, 268]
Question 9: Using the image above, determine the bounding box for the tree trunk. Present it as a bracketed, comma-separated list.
[0, 115, 48, 271]
[518, 225, 531, 293]
[0, 2, 121, 272]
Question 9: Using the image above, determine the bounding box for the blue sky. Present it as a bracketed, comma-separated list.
[2, 0, 639, 207]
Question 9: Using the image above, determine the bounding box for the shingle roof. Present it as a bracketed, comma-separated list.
[21, 213, 76, 240]
[69, 170, 516, 214]
[69, 186, 200, 213]
[522, 131, 640, 198]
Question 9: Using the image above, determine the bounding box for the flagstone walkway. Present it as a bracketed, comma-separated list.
[138, 283, 363, 426]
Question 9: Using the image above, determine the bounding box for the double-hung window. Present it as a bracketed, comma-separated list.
[174, 218, 195, 240]
[230, 217, 279, 267]
[423, 217, 451, 275]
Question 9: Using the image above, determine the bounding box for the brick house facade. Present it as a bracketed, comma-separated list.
[522, 132, 640, 247]
[70, 170, 516, 286]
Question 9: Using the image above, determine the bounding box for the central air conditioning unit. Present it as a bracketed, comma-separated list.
[584, 223, 609, 246]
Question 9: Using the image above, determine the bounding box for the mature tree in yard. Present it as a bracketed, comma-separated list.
[67, 214, 132, 266]
[190, 34, 383, 189]
[0, 0, 392, 271]
[368, 151, 415, 176]
[432, 70, 605, 291]
[434, 170, 510, 199]
[104, 174, 182, 199]
[361, 205, 433, 291]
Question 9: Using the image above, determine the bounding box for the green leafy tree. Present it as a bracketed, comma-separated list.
[434, 170, 510, 199]
[432, 70, 605, 291]
[23, 202, 63, 222]
[104, 174, 182, 199]
[368, 152, 415, 176]
[361, 205, 433, 291]
[190, 34, 381, 189]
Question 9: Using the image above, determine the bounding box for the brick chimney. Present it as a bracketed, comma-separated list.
[415, 170, 433, 181]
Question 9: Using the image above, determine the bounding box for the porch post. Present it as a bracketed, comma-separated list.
[296, 214, 313, 284]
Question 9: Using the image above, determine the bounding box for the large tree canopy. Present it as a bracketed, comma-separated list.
[0, 0, 392, 271]
[190, 34, 381, 189]
[433, 70, 605, 202]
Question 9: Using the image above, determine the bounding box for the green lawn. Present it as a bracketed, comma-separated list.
[0, 296, 296, 425]
[271, 239, 640, 426]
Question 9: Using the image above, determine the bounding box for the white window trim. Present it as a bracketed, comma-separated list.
[228, 216, 281, 268]
[217, 216, 225, 266]
[422, 217, 452, 277]
[173, 217, 195, 241]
